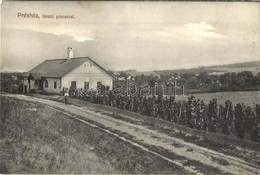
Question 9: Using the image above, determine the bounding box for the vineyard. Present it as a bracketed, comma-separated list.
[68, 89, 260, 142]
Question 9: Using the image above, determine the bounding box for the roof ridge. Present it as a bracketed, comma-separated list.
[45, 58, 67, 61]
[44, 57, 89, 61]
[70, 57, 89, 60]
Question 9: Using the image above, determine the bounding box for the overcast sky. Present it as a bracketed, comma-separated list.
[1, 2, 259, 72]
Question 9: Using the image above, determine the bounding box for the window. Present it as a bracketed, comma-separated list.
[54, 81, 57, 89]
[97, 81, 102, 89]
[71, 81, 76, 89]
[84, 82, 89, 90]
[45, 80, 48, 88]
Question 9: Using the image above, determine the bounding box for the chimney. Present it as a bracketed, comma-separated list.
[67, 47, 73, 59]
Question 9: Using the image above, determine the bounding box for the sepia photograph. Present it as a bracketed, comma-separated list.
[0, 1, 260, 174]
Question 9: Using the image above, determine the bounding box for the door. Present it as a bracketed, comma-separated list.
[84, 81, 89, 90]
[71, 81, 77, 89]
[39, 80, 43, 90]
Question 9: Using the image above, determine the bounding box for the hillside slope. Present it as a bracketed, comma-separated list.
[155, 60, 260, 76]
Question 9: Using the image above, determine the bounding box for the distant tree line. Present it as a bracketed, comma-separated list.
[0, 72, 24, 93]
[2, 70, 259, 94]
[132, 71, 260, 93]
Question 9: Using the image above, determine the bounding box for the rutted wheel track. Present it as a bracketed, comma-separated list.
[3, 94, 260, 175]
[48, 106, 199, 174]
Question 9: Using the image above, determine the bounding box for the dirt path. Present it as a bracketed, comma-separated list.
[3, 94, 260, 175]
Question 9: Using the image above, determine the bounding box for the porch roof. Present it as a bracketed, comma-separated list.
[29, 73, 42, 80]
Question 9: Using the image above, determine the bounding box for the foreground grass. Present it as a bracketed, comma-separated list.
[0, 96, 187, 174]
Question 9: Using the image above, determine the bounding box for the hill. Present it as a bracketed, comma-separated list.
[208, 61, 260, 68]
[154, 61, 260, 76]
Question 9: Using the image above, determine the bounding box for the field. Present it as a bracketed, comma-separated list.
[177, 90, 260, 106]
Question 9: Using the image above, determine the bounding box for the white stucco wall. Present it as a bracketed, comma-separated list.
[61, 60, 113, 91]
[29, 80, 35, 90]
[43, 78, 61, 94]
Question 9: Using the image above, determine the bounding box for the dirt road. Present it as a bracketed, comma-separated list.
[2, 94, 260, 174]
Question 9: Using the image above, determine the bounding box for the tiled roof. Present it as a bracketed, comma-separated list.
[26, 57, 115, 79]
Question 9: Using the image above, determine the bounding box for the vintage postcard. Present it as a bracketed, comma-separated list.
[1, 1, 260, 174]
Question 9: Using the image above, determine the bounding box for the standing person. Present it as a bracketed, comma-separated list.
[64, 88, 69, 104]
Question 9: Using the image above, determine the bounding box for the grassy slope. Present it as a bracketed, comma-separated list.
[0, 96, 187, 174]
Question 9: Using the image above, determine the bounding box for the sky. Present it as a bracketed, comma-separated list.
[1, 2, 259, 72]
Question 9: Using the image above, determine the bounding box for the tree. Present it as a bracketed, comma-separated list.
[219, 101, 234, 135]
[196, 99, 207, 130]
[237, 71, 254, 89]
[253, 104, 260, 142]
[207, 99, 218, 133]
[245, 106, 259, 141]
[234, 103, 246, 139]
[186, 96, 197, 128]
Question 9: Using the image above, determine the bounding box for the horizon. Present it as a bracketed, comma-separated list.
[1, 2, 259, 72]
[1, 59, 259, 74]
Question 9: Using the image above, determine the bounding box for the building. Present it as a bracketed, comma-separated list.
[23, 48, 115, 94]
[127, 70, 161, 78]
